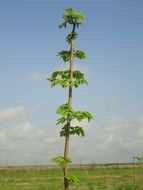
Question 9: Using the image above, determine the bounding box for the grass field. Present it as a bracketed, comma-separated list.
[0, 165, 143, 190]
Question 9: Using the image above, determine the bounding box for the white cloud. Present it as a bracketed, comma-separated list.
[0, 107, 25, 123]
[136, 126, 143, 138]
[0, 114, 63, 165]
[136, 114, 143, 137]
[9, 122, 34, 139]
[137, 114, 143, 125]
[0, 133, 13, 150]
[95, 115, 143, 159]
[71, 114, 143, 163]
[0, 105, 143, 165]
[104, 116, 129, 131]
[29, 73, 46, 81]
[107, 134, 114, 142]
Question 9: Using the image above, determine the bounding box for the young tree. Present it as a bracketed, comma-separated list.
[48, 8, 93, 190]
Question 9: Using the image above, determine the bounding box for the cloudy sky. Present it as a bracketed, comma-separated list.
[0, 0, 143, 166]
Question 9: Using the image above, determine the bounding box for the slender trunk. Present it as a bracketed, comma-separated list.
[63, 39, 74, 190]
[133, 157, 136, 183]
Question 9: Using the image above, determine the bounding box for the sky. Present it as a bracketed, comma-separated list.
[0, 0, 143, 166]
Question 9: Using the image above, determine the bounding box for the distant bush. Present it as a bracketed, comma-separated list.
[114, 183, 140, 190]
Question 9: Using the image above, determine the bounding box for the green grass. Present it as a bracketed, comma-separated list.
[0, 166, 143, 190]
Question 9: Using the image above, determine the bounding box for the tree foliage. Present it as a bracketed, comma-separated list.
[66, 174, 82, 185]
[48, 70, 88, 88]
[57, 50, 86, 62]
[52, 156, 72, 166]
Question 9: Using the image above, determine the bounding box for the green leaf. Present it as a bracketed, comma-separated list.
[52, 156, 72, 166]
[66, 174, 82, 185]
[60, 124, 69, 137]
[57, 51, 71, 62]
[73, 111, 93, 122]
[56, 103, 73, 116]
[73, 70, 88, 87]
[66, 32, 78, 43]
[59, 21, 67, 29]
[74, 50, 86, 59]
[57, 117, 67, 125]
[48, 70, 69, 88]
[70, 126, 85, 137]
[63, 8, 84, 24]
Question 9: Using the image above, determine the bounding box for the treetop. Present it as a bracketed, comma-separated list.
[59, 8, 85, 29]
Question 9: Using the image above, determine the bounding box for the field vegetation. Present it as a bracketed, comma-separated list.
[0, 164, 143, 190]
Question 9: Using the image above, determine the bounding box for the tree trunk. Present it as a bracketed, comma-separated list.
[63, 39, 74, 190]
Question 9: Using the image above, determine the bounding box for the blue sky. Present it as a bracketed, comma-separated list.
[0, 0, 143, 165]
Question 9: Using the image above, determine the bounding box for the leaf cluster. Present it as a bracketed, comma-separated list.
[59, 8, 84, 29]
[56, 103, 93, 137]
[48, 70, 88, 88]
[60, 125, 85, 137]
[51, 156, 72, 166]
[56, 103, 93, 123]
[58, 50, 86, 62]
[66, 174, 82, 185]
[66, 32, 78, 43]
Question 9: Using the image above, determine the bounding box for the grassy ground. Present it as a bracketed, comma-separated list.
[0, 166, 143, 190]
